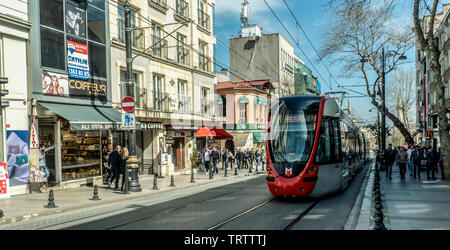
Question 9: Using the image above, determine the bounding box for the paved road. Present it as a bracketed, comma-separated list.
[60, 162, 369, 230]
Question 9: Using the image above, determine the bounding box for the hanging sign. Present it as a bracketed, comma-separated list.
[67, 40, 90, 80]
[0, 162, 10, 199]
[30, 117, 39, 149]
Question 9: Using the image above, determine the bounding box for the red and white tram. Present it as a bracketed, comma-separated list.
[266, 96, 369, 198]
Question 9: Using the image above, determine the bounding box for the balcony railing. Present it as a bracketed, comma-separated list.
[150, 0, 167, 8]
[152, 35, 168, 59]
[177, 45, 190, 66]
[198, 9, 210, 30]
[175, 0, 189, 18]
[117, 18, 145, 50]
[177, 95, 191, 114]
[199, 54, 210, 72]
[200, 98, 214, 116]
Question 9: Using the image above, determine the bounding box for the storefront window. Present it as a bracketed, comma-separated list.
[40, 0, 64, 31]
[61, 122, 103, 181]
[40, 27, 65, 70]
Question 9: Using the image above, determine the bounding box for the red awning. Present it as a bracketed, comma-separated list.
[212, 127, 233, 140]
[195, 127, 216, 138]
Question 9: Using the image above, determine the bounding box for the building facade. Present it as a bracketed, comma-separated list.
[109, 0, 219, 176]
[415, 4, 450, 147]
[217, 80, 272, 152]
[0, 0, 32, 195]
[229, 32, 300, 97]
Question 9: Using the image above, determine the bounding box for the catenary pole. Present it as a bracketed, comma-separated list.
[125, 0, 141, 192]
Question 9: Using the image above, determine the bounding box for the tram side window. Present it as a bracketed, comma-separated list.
[315, 119, 332, 164]
[332, 119, 342, 162]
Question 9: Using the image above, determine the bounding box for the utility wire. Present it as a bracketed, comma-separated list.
[263, 0, 333, 92]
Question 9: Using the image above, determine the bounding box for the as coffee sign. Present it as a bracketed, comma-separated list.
[67, 40, 90, 80]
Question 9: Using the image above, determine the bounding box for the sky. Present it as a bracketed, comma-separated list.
[213, 0, 418, 125]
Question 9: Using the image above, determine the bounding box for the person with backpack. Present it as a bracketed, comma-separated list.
[425, 145, 435, 179]
[384, 144, 396, 179]
[411, 145, 421, 179]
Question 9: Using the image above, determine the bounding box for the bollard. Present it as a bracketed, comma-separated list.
[224, 166, 228, 177]
[209, 166, 214, 180]
[248, 164, 252, 173]
[90, 185, 101, 201]
[152, 175, 159, 190]
[373, 209, 384, 219]
[375, 202, 383, 211]
[0, 209, 3, 219]
[170, 175, 176, 187]
[235, 167, 238, 176]
[373, 216, 387, 230]
[44, 190, 58, 208]
[190, 169, 195, 183]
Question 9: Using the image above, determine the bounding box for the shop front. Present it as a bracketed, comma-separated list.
[36, 102, 135, 187]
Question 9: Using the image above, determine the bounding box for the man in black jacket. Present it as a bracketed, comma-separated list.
[108, 145, 121, 189]
[411, 145, 421, 179]
[426, 145, 435, 179]
[384, 144, 395, 179]
[211, 147, 220, 174]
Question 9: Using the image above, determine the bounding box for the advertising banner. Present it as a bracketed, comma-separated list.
[6, 131, 29, 187]
[65, 2, 86, 38]
[42, 70, 70, 97]
[67, 40, 90, 80]
[42, 71, 107, 98]
[0, 162, 10, 199]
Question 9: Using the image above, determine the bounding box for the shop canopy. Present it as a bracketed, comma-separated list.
[253, 132, 266, 143]
[39, 102, 140, 131]
[212, 127, 233, 140]
[195, 126, 216, 138]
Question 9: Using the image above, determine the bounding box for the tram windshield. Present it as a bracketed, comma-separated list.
[269, 101, 317, 164]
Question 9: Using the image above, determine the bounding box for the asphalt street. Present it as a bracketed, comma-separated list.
[63, 162, 369, 230]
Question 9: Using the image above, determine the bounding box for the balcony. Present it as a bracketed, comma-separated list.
[199, 98, 214, 117]
[198, 54, 211, 72]
[197, 9, 210, 31]
[152, 35, 168, 59]
[149, 0, 168, 14]
[177, 95, 191, 114]
[177, 46, 190, 66]
[117, 18, 145, 50]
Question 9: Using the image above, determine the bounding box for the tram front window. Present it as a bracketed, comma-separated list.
[269, 102, 317, 166]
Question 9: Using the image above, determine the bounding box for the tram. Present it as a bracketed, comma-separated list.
[265, 96, 369, 198]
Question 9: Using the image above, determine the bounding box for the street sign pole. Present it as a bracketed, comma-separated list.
[125, 1, 141, 192]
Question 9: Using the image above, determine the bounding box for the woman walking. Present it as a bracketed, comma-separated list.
[120, 147, 129, 191]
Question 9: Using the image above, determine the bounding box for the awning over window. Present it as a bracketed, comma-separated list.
[39, 102, 140, 131]
[238, 96, 249, 103]
[216, 96, 225, 104]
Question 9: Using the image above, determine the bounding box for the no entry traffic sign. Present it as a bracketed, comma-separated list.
[121, 96, 135, 113]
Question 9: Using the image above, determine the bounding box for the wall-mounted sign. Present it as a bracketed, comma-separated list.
[68, 78, 107, 97]
[42, 70, 107, 98]
[65, 2, 86, 38]
[67, 40, 90, 80]
[141, 122, 163, 130]
[0, 162, 10, 198]
[42, 70, 70, 97]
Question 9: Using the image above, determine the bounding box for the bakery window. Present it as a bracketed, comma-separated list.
[61, 122, 104, 181]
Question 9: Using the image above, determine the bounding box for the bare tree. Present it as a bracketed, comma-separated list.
[320, 0, 415, 144]
[413, 0, 449, 179]
[387, 67, 416, 135]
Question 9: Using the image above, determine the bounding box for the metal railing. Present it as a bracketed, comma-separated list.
[177, 45, 190, 66]
[150, 0, 167, 8]
[199, 54, 210, 72]
[152, 35, 168, 59]
[177, 95, 191, 114]
[198, 9, 210, 30]
[117, 18, 145, 49]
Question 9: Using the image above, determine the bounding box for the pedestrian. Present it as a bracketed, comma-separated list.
[261, 149, 267, 168]
[425, 145, 435, 179]
[222, 149, 228, 170]
[236, 149, 243, 169]
[211, 147, 220, 174]
[243, 150, 249, 169]
[411, 145, 421, 179]
[432, 146, 440, 175]
[250, 149, 256, 169]
[384, 144, 395, 179]
[228, 150, 234, 169]
[108, 145, 121, 190]
[407, 145, 413, 176]
[120, 147, 129, 191]
[397, 147, 408, 179]
[255, 149, 261, 168]
[39, 144, 54, 188]
[203, 148, 211, 174]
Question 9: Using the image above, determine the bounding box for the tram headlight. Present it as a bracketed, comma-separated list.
[300, 187, 304, 192]
[307, 169, 311, 174]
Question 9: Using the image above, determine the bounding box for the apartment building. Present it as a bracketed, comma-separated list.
[415, 4, 450, 147]
[109, 0, 218, 176]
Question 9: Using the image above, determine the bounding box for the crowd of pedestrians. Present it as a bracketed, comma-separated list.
[377, 143, 443, 180]
[200, 147, 267, 175]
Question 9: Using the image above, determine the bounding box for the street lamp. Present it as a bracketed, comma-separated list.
[361, 48, 407, 154]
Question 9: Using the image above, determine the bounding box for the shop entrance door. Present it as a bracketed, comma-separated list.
[173, 138, 185, 171]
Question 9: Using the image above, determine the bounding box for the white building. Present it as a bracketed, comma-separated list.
[0, 0, 31, 195]
[109, 0, 219, 176]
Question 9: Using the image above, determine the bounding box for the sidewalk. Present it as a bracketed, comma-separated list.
[0, 167, 263, 227]
[356, 162, 450, 230]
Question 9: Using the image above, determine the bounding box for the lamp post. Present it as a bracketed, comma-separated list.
[361, 48, 407, 155]
[124, 0, 141, 192]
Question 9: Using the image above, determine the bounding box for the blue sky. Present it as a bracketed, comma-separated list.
[213, 0, 417, 124]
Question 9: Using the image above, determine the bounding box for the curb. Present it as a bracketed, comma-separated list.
[344, 159, 374, 230]
[0, 172, 263, 227]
